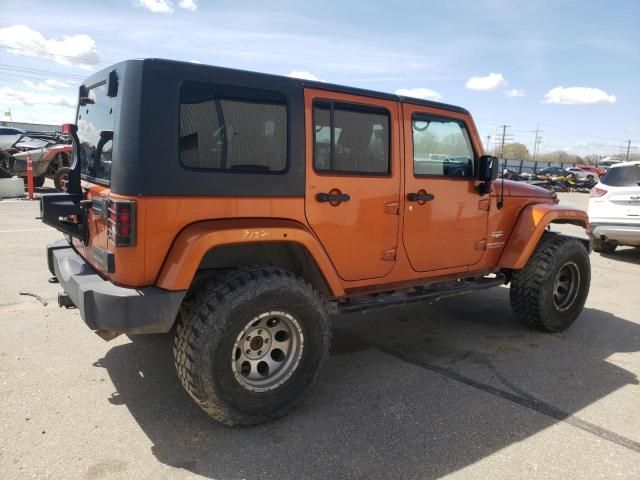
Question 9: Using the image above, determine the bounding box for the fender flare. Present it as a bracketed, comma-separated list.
[498, 204, 589, 269]
[155, 218, 345, 297]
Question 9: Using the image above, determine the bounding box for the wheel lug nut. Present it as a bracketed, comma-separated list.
[245, 349, 251, 354]
[258, 350, 262, 355]
[258, 330, 263, 335]
[264, 339, 269, 343]
[246, 336, 251, 341]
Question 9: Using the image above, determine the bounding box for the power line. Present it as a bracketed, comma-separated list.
[0, 64, 86, 81]
[1, 45, 112, 67]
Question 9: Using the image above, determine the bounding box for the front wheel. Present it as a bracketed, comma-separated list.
[173, 266, 331, 425]
[510, 232, 590, 332]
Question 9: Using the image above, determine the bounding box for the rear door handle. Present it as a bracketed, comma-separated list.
[316, 192, 351, 204]
[407, 192, 435, 202]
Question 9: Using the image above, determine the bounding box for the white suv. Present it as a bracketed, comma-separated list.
[588, 161, 640, 253]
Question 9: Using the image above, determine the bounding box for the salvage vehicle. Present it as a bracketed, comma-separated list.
[0, 131, 72, 189]
[588, 161, 640, 253]
[41, 59, 591, 425]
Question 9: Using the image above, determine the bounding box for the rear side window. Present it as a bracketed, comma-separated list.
[601, 164, 640, 187]
[412, 115, 474, 178]
[180, 83, 287, 172]
[313, 101, 390, 174]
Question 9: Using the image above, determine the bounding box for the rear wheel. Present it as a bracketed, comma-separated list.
[173, 266, 331, 425]
[510, 232, 590, 332]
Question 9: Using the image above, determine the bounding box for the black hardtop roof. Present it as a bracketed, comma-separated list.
[86, 58, 469, 115]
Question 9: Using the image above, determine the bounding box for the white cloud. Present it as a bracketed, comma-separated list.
[465, 72, 507, 91]
[287, 70, 323, 81]
[136, 0, 174, 13]
[22, 79, 73, 91]
[135, 0, 196, 13]
[0, 25, 99, 68]
[395, 87, 442, 101]
[542, 86, 616, 105]
[179, 0, 198, 11]
[0, 86, 76, 108]
[503, 88, 525, 97]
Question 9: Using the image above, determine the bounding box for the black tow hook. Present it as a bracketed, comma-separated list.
[58, 292, 76, 309]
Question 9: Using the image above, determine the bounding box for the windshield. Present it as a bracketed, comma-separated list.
[601, 164, 640, 187]
[77, 82, 115, 185]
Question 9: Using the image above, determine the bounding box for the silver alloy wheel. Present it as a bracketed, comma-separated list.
[231, 311, 304, 392]
[553, 261, 581, 311]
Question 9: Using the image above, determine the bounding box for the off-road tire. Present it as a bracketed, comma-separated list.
[173, 266, 331, 426]
[510, 232, 590, 332]
[53, 167, 71, 192]
[591, 236, 617, 254]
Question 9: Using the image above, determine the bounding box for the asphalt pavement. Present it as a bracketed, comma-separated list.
[1, 191, 639, 479]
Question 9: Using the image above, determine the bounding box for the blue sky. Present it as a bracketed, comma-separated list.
[1, 0, 638, 156]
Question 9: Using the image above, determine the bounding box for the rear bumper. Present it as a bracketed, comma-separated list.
[47, 239, 186, 334]
[588, 223, 640, 246]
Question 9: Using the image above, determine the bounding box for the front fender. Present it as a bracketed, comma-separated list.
[498, 203, 589, 269]
[155, 218, 345, 296]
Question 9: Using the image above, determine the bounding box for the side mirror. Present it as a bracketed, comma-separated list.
[479, 155, 499, 182]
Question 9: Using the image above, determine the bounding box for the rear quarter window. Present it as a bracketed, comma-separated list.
[179, 82, 288, 173]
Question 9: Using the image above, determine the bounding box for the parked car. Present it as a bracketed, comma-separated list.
[0, 131, 72, 189]
[536, 166, 572, 177]
[566, 166, 599, 182]
[588, 161, 640, 253]
[577, 164, 607, 177]
[42, 58, 592, 426]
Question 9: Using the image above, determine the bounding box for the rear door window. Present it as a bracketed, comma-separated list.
[601, 164, 640, 187]
[313, 101, 390, 174]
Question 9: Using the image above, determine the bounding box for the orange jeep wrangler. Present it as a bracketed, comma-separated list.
[41, 59, 591, 425]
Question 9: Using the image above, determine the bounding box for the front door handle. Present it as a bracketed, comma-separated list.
[316, 192, 351, 204]
[407, 191, 435, 203]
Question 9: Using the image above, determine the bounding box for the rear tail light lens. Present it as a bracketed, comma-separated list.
[589, 187, 607, 198]
[108, 200, 136, 246]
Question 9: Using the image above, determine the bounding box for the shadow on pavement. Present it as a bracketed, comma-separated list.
[95, 288, 640, 479]
[600, 247, 640, 265]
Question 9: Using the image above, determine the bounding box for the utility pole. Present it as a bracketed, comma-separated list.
[497, 125, 510, 158]
[532, 125, 543, 162]
[485, 135, 491, 153]
[626, 140, 631, 161]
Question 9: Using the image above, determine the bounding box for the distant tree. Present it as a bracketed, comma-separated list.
[539, 151, 583, 165]
[500, 142, 530, 160]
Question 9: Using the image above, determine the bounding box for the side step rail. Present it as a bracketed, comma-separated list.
[337, 273, 507, 314]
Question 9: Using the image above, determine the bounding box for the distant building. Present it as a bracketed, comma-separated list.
[0, 120, 61, 133]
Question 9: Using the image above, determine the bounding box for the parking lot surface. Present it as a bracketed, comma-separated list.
[1, 192, 639, 479]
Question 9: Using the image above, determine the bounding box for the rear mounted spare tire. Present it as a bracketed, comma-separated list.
[509, 232, 590, 332]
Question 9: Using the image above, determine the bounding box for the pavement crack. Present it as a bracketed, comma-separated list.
[372, 342, 640, 454]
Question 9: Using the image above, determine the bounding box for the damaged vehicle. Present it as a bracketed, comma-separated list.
[0, 131, 72, 190]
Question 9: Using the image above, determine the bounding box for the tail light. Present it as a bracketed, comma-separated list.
[108, 200, 136, 246]
[590, 187, 607, 198]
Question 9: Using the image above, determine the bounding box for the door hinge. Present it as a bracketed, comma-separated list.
[381, 248, 397, 261]
[384, 201, 400, 215]
[475, 239, 486, 251]
[478, 198, 490, 211]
